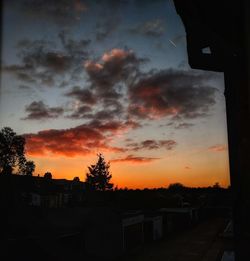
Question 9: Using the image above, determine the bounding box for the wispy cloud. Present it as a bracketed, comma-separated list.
[130, 19, 166, 37]
[14, 0, 88, 26]
[111, 155, 160, 164]
[175, 123, 194, 129]
[3, 32, 91, 88]
[208, 144, 227, 152]
[126, 139, 177, 151]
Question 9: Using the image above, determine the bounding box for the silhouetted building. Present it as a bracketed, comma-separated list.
[160, 207, 199, 234]
[122, 212, 144, 251]
[84, 208, 145, 259]
[144, 212, 163, 242]
[84, 207, 123, 259]
[1, 174, 86, 208]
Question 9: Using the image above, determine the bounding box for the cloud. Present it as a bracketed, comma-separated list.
[130, 19, 166, 37]
[128, 69, 218, 120]
[11, 49, 71, 75]
[13, 0, 87, 25]
[3, 33, 90, 88]
[65, 86, 97, 105]
[84, 48, 146, 92]
[126, 139, 177, 151]
[23, 101, 64, 120]
[15, 72, 36, 83]
[91, 105, 124, 121]
[66, 105, 93, 119]
[58, 30, 91, 55]
[175, 123, 194, 129]
[67, 48, 147, 120]
[65, 84, 125, 120]
[208, 144, 227, 152]
[24, 119, 139, 157]
[110, 155, 160, 164]
[87, 119, 140, 134]
[66, 50, 218, 124]
[24, 126, 104, 157]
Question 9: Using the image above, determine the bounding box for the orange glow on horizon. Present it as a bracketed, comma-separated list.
[31, 150, 230, 189]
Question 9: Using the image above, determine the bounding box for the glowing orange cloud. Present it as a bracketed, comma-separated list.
[84, 48, 136, 72]
[102, 48, 134, 62]
[84, 60, 103, 72]
[24, 120, 138, 157]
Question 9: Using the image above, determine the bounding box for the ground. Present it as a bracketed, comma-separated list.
[120, 218, 232, 261]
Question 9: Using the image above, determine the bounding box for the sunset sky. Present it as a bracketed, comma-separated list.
[0, 0, 230, 188]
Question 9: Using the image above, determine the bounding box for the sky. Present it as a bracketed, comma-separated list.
[0, 0, 230, 188]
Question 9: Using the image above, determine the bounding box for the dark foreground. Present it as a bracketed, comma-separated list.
[6, 217, 233, 261]
[120, 218, 233, 261]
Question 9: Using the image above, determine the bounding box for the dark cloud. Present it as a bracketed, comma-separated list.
[65, 85, 125, 120]
[84, 48, 146, 92]
[66, 86, 97, 105]
[15, 72, 36, 83]
[126, 139, 177, 151]
[58, 30, 91, 55]
[94, 107, 124, 121]
[87, 119, 140, 134]
[110, 155, 160, 164]
[128, 69, 218, 120]
[129, 19, 165, 37]
[3, 33, 90, 88]
[66, 105, 93, 119]
[66, 51, 217, 124]
[66, 105, 125, 121]
[23, 101, 64, 120]
[24, 119, 138, 157]
[175, 123, 194, 129]
[67, 48, 147, 120]
[30, 52, 72, 73]
[14, 0, 87, 26]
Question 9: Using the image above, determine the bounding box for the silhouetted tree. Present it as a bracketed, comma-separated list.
[168, 183, 185, 192]
[73, 177, 80, 182]
[21, 160, 36, 176]
[85, 154, 113, 191]
[0, 127, 26, 174]
[44, 172, 52, 179]
[213, 182, 221, 189]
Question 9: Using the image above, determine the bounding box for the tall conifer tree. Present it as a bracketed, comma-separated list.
[85, 154, 113, 191]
